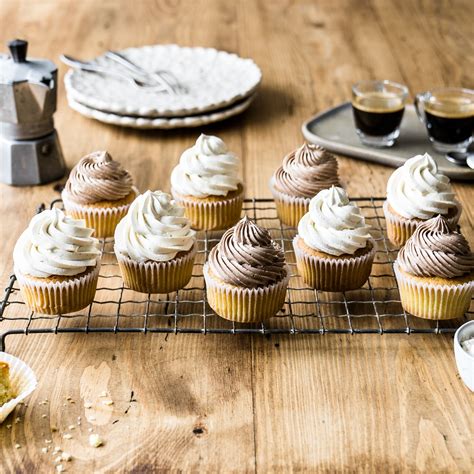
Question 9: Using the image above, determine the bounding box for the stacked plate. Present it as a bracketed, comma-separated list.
[64, 45, 262, 129]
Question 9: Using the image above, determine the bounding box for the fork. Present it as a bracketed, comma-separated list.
[105, 50, 184, 95]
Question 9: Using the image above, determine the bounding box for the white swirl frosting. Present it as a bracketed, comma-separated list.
[13, 209, 101, 278]
[114, 190, 196, 262]
[298, 186, 372, 256]
[170, 134, 241, 198]
[387, 153, 457, 219]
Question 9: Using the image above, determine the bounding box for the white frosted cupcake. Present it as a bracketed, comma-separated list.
[293, 186, 376, 291]
[114, 190, 197, 294]
[13, 209, 101, 314]
[384, 153, 460, 247]
[170, 134, 244, 230]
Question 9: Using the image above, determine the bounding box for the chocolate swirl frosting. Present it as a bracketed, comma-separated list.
[64, 151, 134, 204]
[208, 217, 287, 288]
[398, 215, 474, 278]
[273, 143, 340, 198]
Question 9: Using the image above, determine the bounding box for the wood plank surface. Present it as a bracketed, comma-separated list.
[1, 0, 473, 472]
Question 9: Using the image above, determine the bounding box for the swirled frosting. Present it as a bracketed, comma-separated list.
[398, 215, 474, 278]
[272, 143, 340, 198]
[63, 151, 134, 204]
[298, 186, 372, 256]
[207, 216, 287, 288]
[170, 134, 241, 198]
[387, 153, 457, 219]
[114, 190, 196, 262]
[13, 209, 101, 278]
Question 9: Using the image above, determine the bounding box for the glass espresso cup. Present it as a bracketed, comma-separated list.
[415, 87, 474, 153]
[352, 80, 408, 147]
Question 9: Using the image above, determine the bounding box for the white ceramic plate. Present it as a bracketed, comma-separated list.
[64, 45, 262, 117]
[67, 93, 256, 129]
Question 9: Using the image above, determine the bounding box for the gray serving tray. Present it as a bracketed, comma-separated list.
[302, 102, 474, 181]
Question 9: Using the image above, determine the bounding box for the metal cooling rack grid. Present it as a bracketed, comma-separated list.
[1, 197, 472, 351]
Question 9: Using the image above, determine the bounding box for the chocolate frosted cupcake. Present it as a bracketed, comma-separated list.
[293, 186, 375, 291]
[13, 209, 101, 314]
[394, 215, 474, 320]
[114, 190, 197, 294]
[270, 143, 340, 227]
[62, 151, 137, 238]
[384, 153, 460, 247]
[204, 217, 289, 323]
[171, 134, 244, 230]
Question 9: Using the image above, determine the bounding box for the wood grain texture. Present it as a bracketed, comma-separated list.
[0, 0, 473, 472]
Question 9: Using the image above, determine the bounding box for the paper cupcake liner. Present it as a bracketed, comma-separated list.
[15, 264, 100, 315]
[171, 188, 244, 231]
[203, 264, 290, 323]
[62, 188, 138, 238]
[293, 236, 376, 292]
[269, 177, 310, 227]
[383, 200, 461, 248]
[0, 352, 38, 424]
[394, 263, 474, 320]
[115, 246, 197, 294]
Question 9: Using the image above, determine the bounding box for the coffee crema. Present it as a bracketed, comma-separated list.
[352, 91, 405, 136]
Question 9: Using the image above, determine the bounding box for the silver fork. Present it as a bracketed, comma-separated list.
[60, 54, 168, 91]
[105, 50, 184, 95]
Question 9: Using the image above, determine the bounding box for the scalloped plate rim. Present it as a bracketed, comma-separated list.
[67, 93, 256, 129]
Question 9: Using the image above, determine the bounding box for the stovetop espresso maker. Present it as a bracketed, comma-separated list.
[0, 39, 65, 185]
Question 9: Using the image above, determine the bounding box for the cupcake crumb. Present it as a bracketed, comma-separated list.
[89, 434, 103, 448]
[41, 447, 49, 454]
[62, 433, 73, 440]
[15, 444, 21, 449]
[61, 452, 72, 462]
[102, 400, 114, 406]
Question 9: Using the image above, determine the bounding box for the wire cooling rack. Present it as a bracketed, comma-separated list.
[1, 197, 472, 351]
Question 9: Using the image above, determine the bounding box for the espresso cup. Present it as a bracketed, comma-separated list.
[352, 80, 408, 148]
[415, 87, 474, 153]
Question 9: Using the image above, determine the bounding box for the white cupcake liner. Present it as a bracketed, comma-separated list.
[269, 176, 310, 227]
[171, 186, 244, 231]
[204, 264, 290, 323]
[0, 352, 38, 424]
[383, 200, 462, 248]
[394, 262, 474, 320]
[15, 264, 101, 315]
[61, 187, 138, 238]
[115, 245, 197, 294]
[293, 235, 376, 291]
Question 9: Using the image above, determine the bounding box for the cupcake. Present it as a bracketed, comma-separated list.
[204, 217, 289, 323]
[394, 215, 474, 320]
[384, 153, 460, 247]
[13, 209, 101, 314]
[293, 186, 375, 291]
[170, 134, 244, 230]
[269, 143, 340, 227]
[0, 362, 14, 407]
[0, 353, 38, 424]
[62, 151, 137, 238]
[114, 190, 197, 294]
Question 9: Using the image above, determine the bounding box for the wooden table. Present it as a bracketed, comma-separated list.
[1, 1, 473, 472]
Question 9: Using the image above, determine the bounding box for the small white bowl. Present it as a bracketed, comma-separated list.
[454, 320, 474, 392]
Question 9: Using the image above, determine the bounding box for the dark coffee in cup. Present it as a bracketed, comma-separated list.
[415, 88, 474, 153]
[424, 99, 474, 144]
[352, 92, 405, 136]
